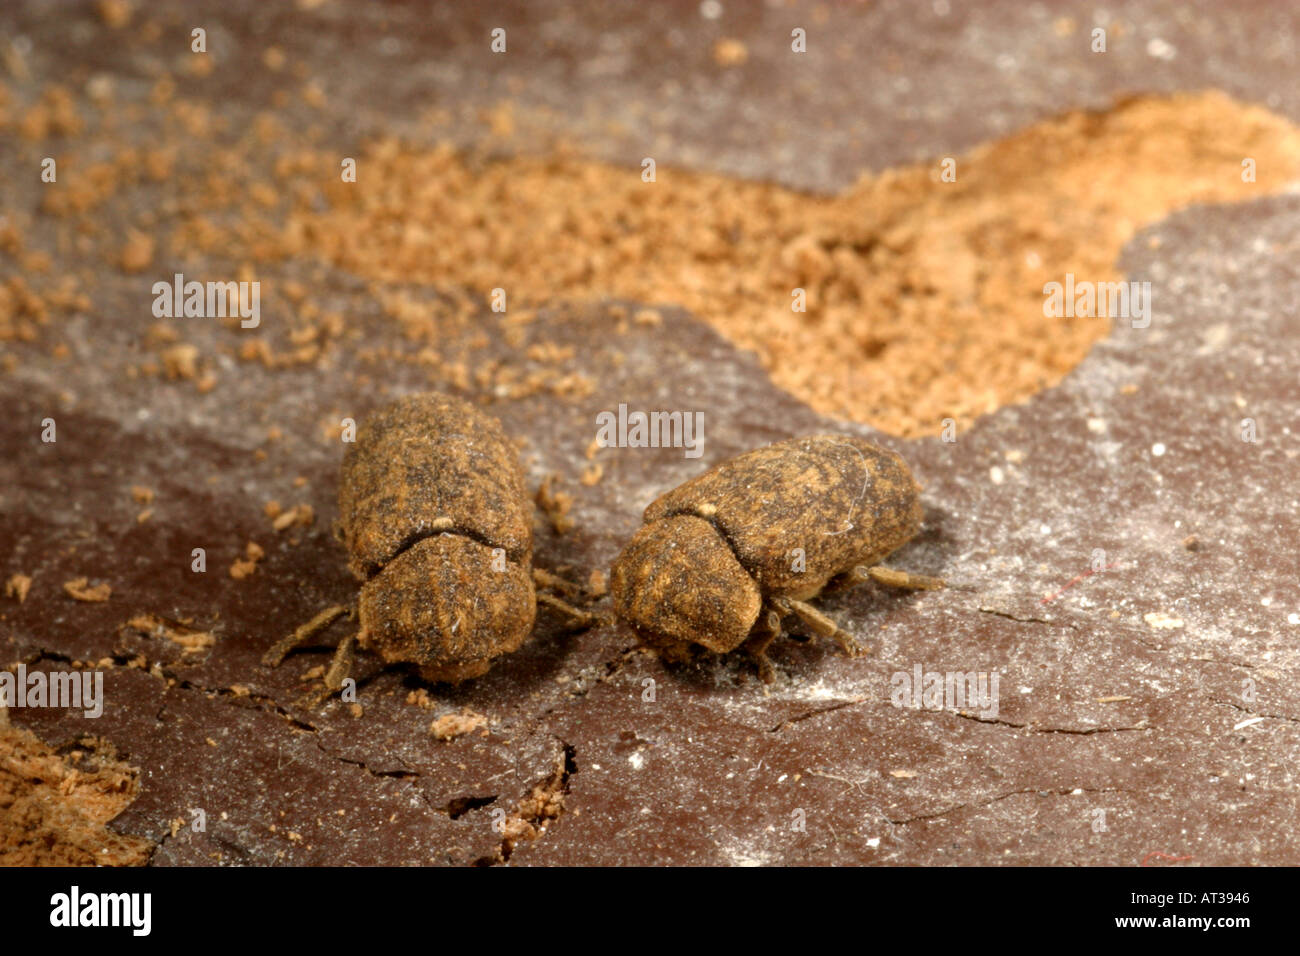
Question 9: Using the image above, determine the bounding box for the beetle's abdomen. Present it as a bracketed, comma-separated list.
[338, 393, 533, 579]
[644, 435, 922, 597]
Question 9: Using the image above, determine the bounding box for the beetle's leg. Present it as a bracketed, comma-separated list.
[262, 604, 350, 667]
[854, 565, 946, 591]
[741, 608, 784, 684]
[291, 629, 360, 709]
[779, 598, 863, 658]
[324, 629, 357, 691]
[532, 567, 584, 597]
[533, 568, 610, 631]
[537, 591, 608, 630]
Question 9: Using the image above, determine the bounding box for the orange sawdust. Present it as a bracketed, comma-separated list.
[0, 723, 153, 866]
[260, 90, 1300, 435]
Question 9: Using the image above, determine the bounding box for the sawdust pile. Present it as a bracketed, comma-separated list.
[5, 82, 1297, 435]
[271, 91, 1300, 435]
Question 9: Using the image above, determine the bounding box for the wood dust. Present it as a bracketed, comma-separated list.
[274, 91, 1300, 435]
[0, 725, 153, 866]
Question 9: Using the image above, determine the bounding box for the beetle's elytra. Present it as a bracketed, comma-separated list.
[609, 435, 942, 680]
[264, 393, 540, 696]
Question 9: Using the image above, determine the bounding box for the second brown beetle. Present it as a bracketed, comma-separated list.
[609, 435, 943, 681]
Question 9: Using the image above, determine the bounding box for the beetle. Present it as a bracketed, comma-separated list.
[264, 392, 590, 702]
[609, 434, 943, 681]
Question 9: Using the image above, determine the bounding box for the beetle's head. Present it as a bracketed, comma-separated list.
[358, 534, 535, 683]
[610, 514, 762, 656]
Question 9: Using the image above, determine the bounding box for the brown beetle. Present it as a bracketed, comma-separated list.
[264, 392, 590, 701]
[609, 435, 943, 681]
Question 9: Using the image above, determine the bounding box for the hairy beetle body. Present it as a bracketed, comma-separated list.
[340, 393, 536, 682]
[611, 435, 939, 678]
[265, 392, 545, 697]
